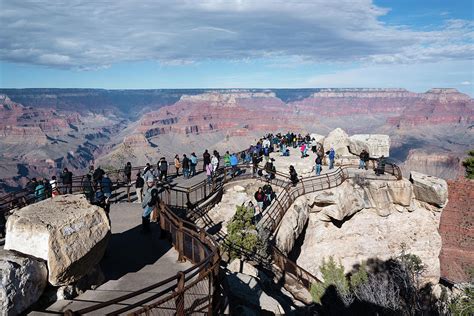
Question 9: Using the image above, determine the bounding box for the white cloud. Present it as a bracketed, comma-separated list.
[0, 0, 472, 69]
[461, 81, 472, 85]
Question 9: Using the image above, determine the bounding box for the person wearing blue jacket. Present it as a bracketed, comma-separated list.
[230, 153, 239, 177]
[328, 148, 336, 169]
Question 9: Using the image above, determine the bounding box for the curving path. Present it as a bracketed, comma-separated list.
[2, 146, 401, 315]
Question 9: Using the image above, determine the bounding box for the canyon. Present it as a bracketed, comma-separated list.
[0, 88, 471, 192]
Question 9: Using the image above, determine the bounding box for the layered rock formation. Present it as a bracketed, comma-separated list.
[273, 167, 447, 285]
[439, 179, 474, 283]
[5, 195, 110, 285]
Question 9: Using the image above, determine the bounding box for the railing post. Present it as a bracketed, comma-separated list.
[177, 222, 185, 262]
[326, 174, 331, 189]
[127, 184, 130, 203]
[199, 230, 206, 261]
[175, 271, 185, 316]
[159, 201, 166, 231]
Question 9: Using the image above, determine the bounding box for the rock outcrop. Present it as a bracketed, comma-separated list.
[0, 249, 48, 315]
[439, 179, 474, 283]
[349, 134, 390, 158]
[275, 197, 309, 255]
[5, 195, 110, 286]
[410, 171, 448, 207]
[297, 203, 443, 285]
[270, 166, 446, 285]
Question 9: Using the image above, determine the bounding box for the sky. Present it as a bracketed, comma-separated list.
[0, 0, 473, 95]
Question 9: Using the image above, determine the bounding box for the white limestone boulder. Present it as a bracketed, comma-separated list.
[297, 205, 443, 285]
[0, 249, 48, 315]
[410, 171, 448, 207]
[5, 195, 110, 286]
[349, 134, 390, 158]
[275, 197, 309, 255]
[323, 128, 351, 157]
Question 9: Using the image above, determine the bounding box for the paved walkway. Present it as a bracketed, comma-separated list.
[37, 203, 192, 315]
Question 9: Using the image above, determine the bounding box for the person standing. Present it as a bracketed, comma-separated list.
[158, 157, 168, 182]
[224, 151, 231, 167]
[34, 180, 46, 202]
[101, 174, 113, 204]
[211, 154, 219, 173]
[182, 154, 190, 179]
[315, 155, 322, 176]
[359, 150, 366, 169]
[203, 149, 211, 171]
[206, 162, 213, 184]
[230, 153, 238, 177]
[289, 165, 299, 186]
[60, 168, 73, 194]
[124, 162, 132, 184]
[135, 172, 144, 203]
[50, 176, 60, 198]
[328, 147, 335, 170]
[174, 154, 181, 176]
[254, 187, 265, 213]
[141, 177, 159, 233]
[190, 153, 198, 177]
[82, 174, 94, 202]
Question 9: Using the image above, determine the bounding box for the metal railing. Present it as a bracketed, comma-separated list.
[65, 201, 220, 316]
[2, 147, 403, 314]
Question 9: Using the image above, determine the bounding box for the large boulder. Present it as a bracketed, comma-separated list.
[306, 181, 369, 221]
[349, 134, 390, 158]
[275, 197, 309, 255]
[0, 249, 48, 315]
[323, 128, 351, 157]
[410, 171, 448, 207]
[5, 195, 110, 286]
[297, 205, 443, 285]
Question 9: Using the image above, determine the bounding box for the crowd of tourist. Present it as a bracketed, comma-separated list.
[5, 131, 390, 235]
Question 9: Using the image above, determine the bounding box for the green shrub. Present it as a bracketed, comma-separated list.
[462, 150, 474, 179]
[310, 256, 351, 305]
[350, 262, 368, 289]
[224, 205, 259, 260]
[449, 285, 474, 316]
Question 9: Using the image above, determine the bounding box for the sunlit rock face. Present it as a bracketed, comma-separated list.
[5, 194, 110, 286]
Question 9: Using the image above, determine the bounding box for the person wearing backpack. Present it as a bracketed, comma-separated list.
[315, 155, 323, 176]
[158, 157, 168, 182]
[254, 187, 265, 212]
[34, 180, 46, 202]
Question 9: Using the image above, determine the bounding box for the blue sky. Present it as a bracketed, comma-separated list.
[0, 0, 472, 95]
